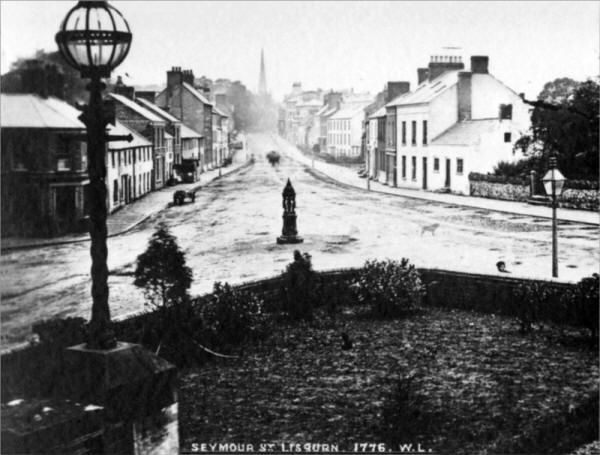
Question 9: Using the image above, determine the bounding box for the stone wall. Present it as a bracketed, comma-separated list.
[469, 180, 530, 202]
[560, 189, 599, 211]
[0, 268, 580, 403]
[469, 174, 599, 211]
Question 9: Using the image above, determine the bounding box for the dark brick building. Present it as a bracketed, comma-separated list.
[156, 68, 213, 171]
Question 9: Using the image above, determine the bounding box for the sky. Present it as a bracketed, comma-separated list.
[1, 1, 598, 101]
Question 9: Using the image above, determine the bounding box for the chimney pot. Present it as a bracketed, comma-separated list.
[471, 56, 489, 74]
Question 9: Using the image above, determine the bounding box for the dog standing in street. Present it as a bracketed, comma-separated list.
[421, 223, 440, 236]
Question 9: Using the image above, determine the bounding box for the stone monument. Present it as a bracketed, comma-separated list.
[277, 179, 303, 244]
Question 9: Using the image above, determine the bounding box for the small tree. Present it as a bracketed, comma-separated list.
[282, 250, 319, 320]
[134, 224, 193, 310]
[353, 258, 425, 318]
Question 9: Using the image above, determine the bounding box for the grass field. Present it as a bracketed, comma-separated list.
[179, 306, 598, 454]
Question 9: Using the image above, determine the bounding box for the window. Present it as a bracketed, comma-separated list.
[57, 158, 71, 171]
[499, 104, 513, 120]
[80, 143, 87, 171]
[411, 156, 416, 180]
[411, 121, 417, 145]
[422, 120, 428, 145]
[504, 132, 512, 143]
[457, 158, 464, 174]
[111, 151, 115, 168]
[434, 158, 439, 172]
[402, 155, 406, 179]
[113, 180, 118, 203]
[401, 121, 406, 145]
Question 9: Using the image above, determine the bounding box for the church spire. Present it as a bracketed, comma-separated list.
[259, 48, 267, 96]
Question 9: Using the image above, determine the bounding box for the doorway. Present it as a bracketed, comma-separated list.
[422, 157, 428, 190]
[445, 158, 451, 188]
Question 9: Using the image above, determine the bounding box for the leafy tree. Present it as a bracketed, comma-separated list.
[134, 224, 192, 309]
[514, 78, 599, 179]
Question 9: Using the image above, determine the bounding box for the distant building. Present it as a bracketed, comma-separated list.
[156, 67, 213, 171]
[366, 82, 411, 185]
[106, 121, 153, 213]
[180, 124, 203, 182]
[317, 92, 343, 153]
[109, 92, 168, 190]
[388, 55, 531, 194]
[136, 95, 182, 178]
[212, 105, 230, 167]
[282, 83, 323, 147]
[327, 103, 370, 158]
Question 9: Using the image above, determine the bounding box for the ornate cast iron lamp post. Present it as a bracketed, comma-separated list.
[56, 1, 132, 349]
[542, 155, 565, 278]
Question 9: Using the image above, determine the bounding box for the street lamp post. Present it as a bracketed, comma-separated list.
[542, 155, 566, 278]
[56, 0, 132, 349]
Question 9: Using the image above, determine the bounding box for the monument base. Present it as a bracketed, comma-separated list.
[277, 235, 304, 244]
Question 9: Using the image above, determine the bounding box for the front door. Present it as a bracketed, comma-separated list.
[445, 158, 451, 188]
[387, 155, 397, 187]
[422, 157, 428, 190]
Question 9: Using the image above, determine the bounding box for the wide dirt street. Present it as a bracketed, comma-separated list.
[1, 132, 598, 348]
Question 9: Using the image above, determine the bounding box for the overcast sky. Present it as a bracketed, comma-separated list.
[1, 1, 598, 100]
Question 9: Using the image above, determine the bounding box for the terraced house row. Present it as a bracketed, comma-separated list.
[1, 61, 233, 237]
[365, 54, 530, 194]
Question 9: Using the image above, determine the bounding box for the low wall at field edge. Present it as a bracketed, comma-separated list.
[469, 179, 599, 211]
[0, 267, 581, 403]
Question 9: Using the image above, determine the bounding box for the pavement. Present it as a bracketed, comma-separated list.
[271, 134, 599, 226]
[1, 150, 252, 252]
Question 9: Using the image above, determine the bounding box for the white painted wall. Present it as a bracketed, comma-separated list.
[429, 84, 458, 139]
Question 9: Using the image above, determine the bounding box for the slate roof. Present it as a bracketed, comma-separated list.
[1, 94, 85, 129]
[107, 121, 152, 150]
[330, 104, 369, 120]
[182, 82, 213, 106]
[369, 105, 387, 119]
[109, 93, 165, 123]
[315, 105, 329, 116]
[180, 123, 203, 139]
[386, 71, 460, 107]
[431, 119, 501, 146]
[322, 107, 338, 118]
[212, 105, 229, 117]
[297, 98, 322, 107]
[135, 97, 180, 123]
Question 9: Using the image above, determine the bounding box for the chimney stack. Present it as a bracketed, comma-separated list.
[385, 81, 410, 103]
[457, 71, 472, 121]
[470, 56, 489, 74]
[292, 82, 302, 96]
[428, 55, 465, 81]
[324, 91, 343, 110]
[113, 75, 135, 100]
[182, 69, 195, 86]
[20, 60, 48, 98]
[167, 66, 183, 91]
[417, 68, 429, 85]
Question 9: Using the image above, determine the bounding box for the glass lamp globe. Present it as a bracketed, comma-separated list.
[55, 1, 132, 78]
